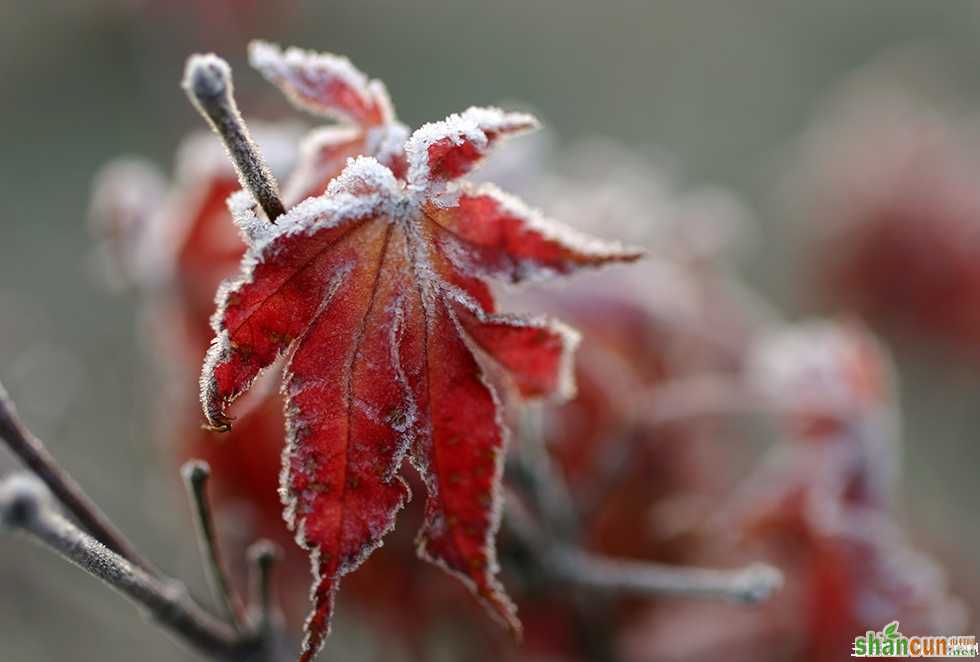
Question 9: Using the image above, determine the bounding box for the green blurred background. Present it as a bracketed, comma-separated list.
[2, 1, 979, 659]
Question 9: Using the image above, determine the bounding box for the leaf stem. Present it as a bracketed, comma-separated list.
[0, 380, 157, 576]
[182, 53, 286, 222]
[0, 473, 265, 661]
[181, 460, 248, 632]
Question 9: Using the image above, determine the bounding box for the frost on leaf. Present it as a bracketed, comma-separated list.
[249, 40, 393, 126]
[200, 45, 642, 661]
[405, 107, 538, 190]
[249, 40, 409, 204]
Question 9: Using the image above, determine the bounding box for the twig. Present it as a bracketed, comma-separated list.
[0, 473, 265, 661]
[182, 53, 286, 221]
[550, 547, 783, 604]
[182, 460, 248, 632]
[503, 414, 784, 608]
[501, 489, 782, 604]
[0, 380, 157, 575]
[247, 539, 284, 637]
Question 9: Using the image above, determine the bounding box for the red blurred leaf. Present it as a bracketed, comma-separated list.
[722, 323, 966, 661]
[200, 103, 641, 658]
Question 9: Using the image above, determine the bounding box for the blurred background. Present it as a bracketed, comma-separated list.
[2, 1, 980, 660]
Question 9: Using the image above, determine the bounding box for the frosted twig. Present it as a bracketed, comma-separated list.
[0, 473, 266, 661]
[247, 539, 285, 638]
[0, 380, 157, 576]
[183, 53, 286, 222]
[551, 547, 783, 604]
[503, 414, 783, 606]
[181, 460, 248, 632]
[502, 490, 782, 603]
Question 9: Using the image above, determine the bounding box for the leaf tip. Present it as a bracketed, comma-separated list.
[200, 418, 233, 433]
[298, 575, 337, 662]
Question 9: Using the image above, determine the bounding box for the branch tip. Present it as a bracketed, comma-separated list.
[0, 473, 51, 531]
[181, 52, 286, 222]
[247, 538, 284, 637]
[183, 54, 232, 104]
[247, 538, 283, 566]
[181, 458, 248, 631]
[552, 547, 785, 604]
[180, 459, 211, 485]
[728, 562, 784, 604]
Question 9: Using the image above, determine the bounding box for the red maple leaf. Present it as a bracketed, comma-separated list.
[196, 46, 642, 661]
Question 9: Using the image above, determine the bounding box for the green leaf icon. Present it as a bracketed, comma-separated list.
[883, 621, 900, 640]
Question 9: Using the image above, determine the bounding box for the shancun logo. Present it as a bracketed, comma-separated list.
[852, 621, 978, 658]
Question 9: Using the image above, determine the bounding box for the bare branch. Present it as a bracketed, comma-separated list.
[551, 547, 783, 604]
[247, 539, 285, 637]
[0, 473, 265, 661]
[181, 460, 248, 632]
[0, 380, 157, 576]
[182, 53, 286, 222]
[503, 427, 783, 607]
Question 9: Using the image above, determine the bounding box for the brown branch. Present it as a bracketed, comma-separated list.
[247, 539, 285, 639]
[551, 547, 783, 604]
[182, 460, 249, 632]
[0, 385, 286, 659]
[504, 413, 784, 607]
[0, 473, 268, 661]
[0, 380, 157, 575]
[502, 488, 782, 604]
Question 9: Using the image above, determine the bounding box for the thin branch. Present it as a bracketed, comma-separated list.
[502, 489, 782, 604]
[182, 53, 285, 221]
[0, 473, 265, 661]
[181, 460, 248, 632]
[0, 380, 157, 576]
[551, 547, 783, 604]
[247, 539, 284, 637]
